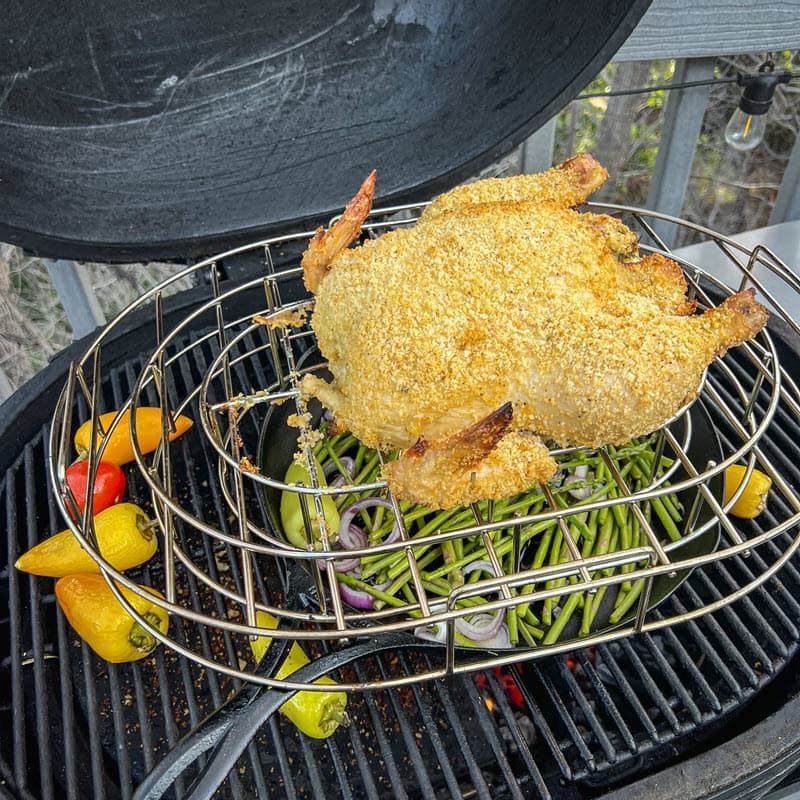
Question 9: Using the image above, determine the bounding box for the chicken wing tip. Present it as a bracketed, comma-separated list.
[300, 170, 377, 294]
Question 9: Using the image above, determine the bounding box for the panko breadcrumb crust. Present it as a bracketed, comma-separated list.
[301, 156, 768, 508]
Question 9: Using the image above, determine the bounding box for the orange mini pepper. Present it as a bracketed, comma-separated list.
[56, 573, 169, 663]
[73, 407, 192, 465]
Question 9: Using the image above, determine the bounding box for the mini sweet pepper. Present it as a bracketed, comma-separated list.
[280, 456, 340, 549]
[74, 407, 193, 466]
[15, 502, 158, 577]
[55, 573, 169, 663]
[250, 609, 347, 739]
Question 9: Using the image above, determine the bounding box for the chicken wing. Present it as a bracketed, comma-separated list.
[300, 156, 768, 509]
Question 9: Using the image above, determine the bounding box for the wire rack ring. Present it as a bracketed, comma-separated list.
[47, 201, 800, 690]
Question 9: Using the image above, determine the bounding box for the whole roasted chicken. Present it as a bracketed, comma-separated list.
[299, 155, 768, 509]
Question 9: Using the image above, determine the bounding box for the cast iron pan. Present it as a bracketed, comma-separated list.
[0, 0, 652, 261]
[134, 378, 722, 800]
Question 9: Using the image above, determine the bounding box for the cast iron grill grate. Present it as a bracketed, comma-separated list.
[4, 339, 800, 798]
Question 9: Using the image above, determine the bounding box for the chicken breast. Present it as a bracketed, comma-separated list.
[299, 156, 768, 509]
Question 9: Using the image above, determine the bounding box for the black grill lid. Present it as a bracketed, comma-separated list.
[0, 0, 651, 261]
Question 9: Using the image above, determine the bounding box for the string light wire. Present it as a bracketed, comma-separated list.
[575, 71, 800, 100]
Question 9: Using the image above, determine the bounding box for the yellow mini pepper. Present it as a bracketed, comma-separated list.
[56, 574, 169, 663]
[724, 464, 772, 519]
[74, 408, 193, 466]
[15, 503, 158, 577]
[250, 610, 347, 739]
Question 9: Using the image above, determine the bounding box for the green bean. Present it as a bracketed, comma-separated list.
[651, 496, 681, 541]
[324, 440, 354, 481]
[542, 591, 582, 645]
[609, 578, 646, 624]
[660, 492, 683, 522]
[542, 527, 565, 626]
[507, 607, 518, 645]
[442, 539, 463, 588]
[337, 572, 410, 609]
[621, 512, 640, 590]
[517, 618, 539, 647]
[580, 585, 607, 637]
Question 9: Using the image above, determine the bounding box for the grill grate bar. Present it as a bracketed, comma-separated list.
[425, 656, 494, 800]
[594, 643, 660, 742]
[54, 608, 79, 800]
[657, 599, 742, 701]
[264, 716, 299, 800]
[532, 664, 597, 771]
[342, 713, 382, 800]
[322, 736, 355, 800]
[243, 741, 269, 800]
[398, 652, 466, 800]
[44, 424, 81, 800]
[79, 641, 108, 800]
[659, 626, 722, 713]
[462, 673, 526, 800]
[617, 639, 682, 735]
[106, 665, 134, 799]
[513, 671, 575, 778]
[296, 734, 329, 800]
[715, 555, 797, 648]
[484, 670, 552, 799]
[674, 581, 760, 689]
[573, 651, 638, 753]
[6, 471, 26, 791]
[131, 666, 158, 776]
[692, 569, 778, 669]
[374, 657, 439, 799]
[641, 635, 702, 725]
[24, 443, 55, 800]
[351, 661, 411, 800]
[151, 648, 188, 798]
[555, 658, 619, 763]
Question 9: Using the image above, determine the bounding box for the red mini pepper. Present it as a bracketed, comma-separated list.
[65, 459, 126, 517]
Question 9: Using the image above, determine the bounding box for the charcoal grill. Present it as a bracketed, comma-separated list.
[4, 205, 800, 799]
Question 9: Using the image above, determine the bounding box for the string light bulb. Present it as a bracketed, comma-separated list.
[725, 62, 791, 152]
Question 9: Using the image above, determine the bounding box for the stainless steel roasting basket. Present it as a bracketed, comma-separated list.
[48, 202, 800, 691]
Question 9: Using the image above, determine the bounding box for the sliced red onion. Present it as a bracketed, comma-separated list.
[477, 623, 511, 649]
[339, 523, 367, 550]
[338, 582, 375, 609]
[324, 456, 355, 481]
[319, 554, 361, 573]
[463, 560, 500, 577]
[332, 556, 361, 573]
[339, 498, 400, 545]
[454, 609, 506, 641]
[413, 618, 510, 648]
[337, 578, 390, 610]
[565, 464, 593, 500]
[414, 623, 447, 643]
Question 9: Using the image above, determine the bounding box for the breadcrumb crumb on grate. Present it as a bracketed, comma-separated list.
[252, 307, 309, 330]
